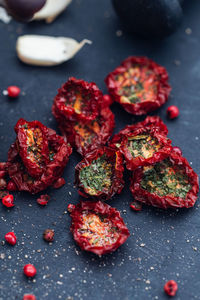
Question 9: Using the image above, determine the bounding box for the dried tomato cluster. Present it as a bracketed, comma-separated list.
[6, 118, 72, 194]
[75, 146, 124, 201]
[52, 77, 115, 156]
[69, 201, 130, 255]
[108, 115, 199, 209]
[105, 56, 171, 115]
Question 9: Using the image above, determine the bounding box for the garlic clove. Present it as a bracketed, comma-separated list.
[33, 0, 72, 23]
[16, 35, 92, 66]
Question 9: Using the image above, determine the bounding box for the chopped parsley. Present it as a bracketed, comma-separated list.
[79, 155, 113, 195]
[141, 159, 191, 198]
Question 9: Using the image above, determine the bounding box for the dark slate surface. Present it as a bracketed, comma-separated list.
[0, 0, 200, 299]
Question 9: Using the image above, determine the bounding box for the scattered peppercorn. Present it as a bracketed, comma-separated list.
[43, 229, 54, 242]
[23, 294, 36, 300]
[167, 105, 179, 119]
[164, 280, 178, 297]
[67, 203, 75, 213]
[2, 194, 14, 208]
[23, 264, 37, 278]
[130, 201, 142, 211]
[53, 177, 66, 189]
[7, 181, 17, 191]
[36, 194, 50, 206]
[5, 232, 17, 245]
[7, 86, 21, 98]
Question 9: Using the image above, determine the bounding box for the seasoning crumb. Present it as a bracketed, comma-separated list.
[185, 28, 192, 35]
[174, 60, 181, 66]
[140, 243, 145, 247]
[192, 246, 197, 251]
[3, 90, 8, 96]
[116, 30, 123, 37]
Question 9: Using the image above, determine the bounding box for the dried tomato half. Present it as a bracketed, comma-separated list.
[109, 116, 168, 150]
[15, 119, 50, 178]
[54, 107, 115, 156]
[53, 77, 103, 123]
[120, 126, 172, 170]
[105, 56, 171, 115]
[130, 151, 199, 209]
[75, 147, 124, 200]
[7, 119, 72, 194]
[70, 201, 130, 255]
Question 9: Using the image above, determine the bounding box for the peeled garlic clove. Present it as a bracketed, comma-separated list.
[33, 0, 72, 23]
[16, 35, 92, 66]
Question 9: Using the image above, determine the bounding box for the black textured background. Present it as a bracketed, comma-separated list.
[0, 1, 200, 299]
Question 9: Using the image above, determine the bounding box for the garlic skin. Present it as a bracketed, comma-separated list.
[33, 0, 72, 23]
[16, 35, 92, 66]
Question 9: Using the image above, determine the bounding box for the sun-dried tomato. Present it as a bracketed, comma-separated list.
[75, 147, 124, 200]
[70, 201, 130, 255]
[105, 56, 171, 115]
[7, 119, 72, 194]
[130, 150, 199, 209]
[109, 116, 168, 150]
[53, 77, 103, 123]
[15, 119, 50, 178]
[54, 106, 115, 156]
[120, 126, 172, 170]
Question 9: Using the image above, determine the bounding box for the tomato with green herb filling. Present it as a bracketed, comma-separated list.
[105, 56, 171, 115]
[109, 116, 168, 150]
[7, 119, 72, 194]
[70, 201, 130, 255]
[53, 77, 103, 123]
[130, 151, 199, 209]
[75, 147, 124, 200]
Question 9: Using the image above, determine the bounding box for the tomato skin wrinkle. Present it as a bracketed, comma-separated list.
[5, 232, 17, 245]
[164, 280, 178, 297]
[7, 86, 21, 98]
[70, 201, 130, 255]
[23, 264, 37, 278]
[7, 119, 72, 194]
[105, 56, 171, 115]
[53, 77, 103, 123]
[75, 146, 124, 201]
[130, 150, 199, 209]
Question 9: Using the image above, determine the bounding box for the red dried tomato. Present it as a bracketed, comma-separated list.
[105, 56, 171, 115]
[109, 116, 168, 150]
[167, 105, 179, 119]
[120, 125, 172, 170]
[53, 104, 115, 156]
[70, 201, 130, 255]
[75, 147, 124, 201]
[14, 119, 50, 178]
[164, 280, 178, 297]
[53, 177, 66, 189]
[130, 151, 199, 209]
[7, 181, 17, 191]
[7, 119, 72, 194]
[53, 77, 103, 123]
[7, 86, 21, 98]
